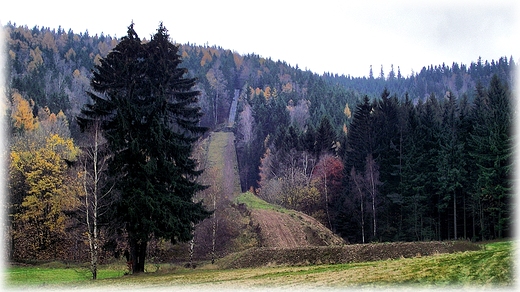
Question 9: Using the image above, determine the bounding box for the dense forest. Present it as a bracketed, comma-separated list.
[4, 22, 515, 262]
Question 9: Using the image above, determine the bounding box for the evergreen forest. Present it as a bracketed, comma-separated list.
[4, 22, 515, 264]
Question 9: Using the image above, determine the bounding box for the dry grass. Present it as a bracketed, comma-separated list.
[8, 241, 511, 290]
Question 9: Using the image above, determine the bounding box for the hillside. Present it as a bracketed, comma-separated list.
[4, 23, 513, 263]
[236, 192, 344, 248]
[185, 129, 344, 262]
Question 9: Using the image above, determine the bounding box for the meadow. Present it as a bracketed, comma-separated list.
[4, 240, 514, 290]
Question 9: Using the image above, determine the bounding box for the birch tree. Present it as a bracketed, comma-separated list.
[80, 119, 113, 279]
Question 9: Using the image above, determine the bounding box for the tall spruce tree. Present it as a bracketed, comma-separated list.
[344, 95, 374, 174]
[372, 89, 401, 240]
[457, 93, 473, 240]
[78, 23, 211, 273]
[469, 75, 513, 239]
[399, 98, 430, 240]
[437, 91, 465, 239]
[315, 115, 337, 159]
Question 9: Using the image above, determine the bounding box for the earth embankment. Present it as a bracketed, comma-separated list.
[218, 240, 482, 269]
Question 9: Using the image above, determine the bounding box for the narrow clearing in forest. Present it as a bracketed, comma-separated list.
[199, 130, 344, 252]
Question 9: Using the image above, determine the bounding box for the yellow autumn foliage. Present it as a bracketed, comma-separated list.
[200, 49, 213, 66]
[27, 47, 44, 72]
[344, 103, 352, 119]
[64, 48, 76, 61]
[9, 105, 81, 258]
[11, 91, 37, 131]
[233, 52, 243, 69]
[282, 82, 293, 93]
[264, 86, 272, 100]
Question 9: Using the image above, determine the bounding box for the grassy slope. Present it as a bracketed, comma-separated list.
[235, 191, 288, 212]
[5, 241, 513, 289]
[204, 131, 242, 198]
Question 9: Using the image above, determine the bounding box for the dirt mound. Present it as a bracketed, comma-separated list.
[252, 209, 345, 248]
[218, 241, 482, 269]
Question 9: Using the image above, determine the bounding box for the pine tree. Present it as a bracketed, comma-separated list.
[436, 91, 465, 239]
[399, 100, 430, 241]
[371, 89, 401, 240]
[315, 116, 336, 159]
[457, 93, 473, 240]
[467, 81, 491, 239]
[78, 23, 211, 273]
[469, 75, 513, 239]
[344, 95, 373, 174]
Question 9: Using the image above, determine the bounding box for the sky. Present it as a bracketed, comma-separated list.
[1, 0, 518, 78]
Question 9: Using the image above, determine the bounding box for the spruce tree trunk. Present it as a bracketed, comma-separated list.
[453, 191, 457, 239]
[463, 193, 467, 240]
[130, 238, 147, 274]
[472, 203, 476, 241]
[361, 198, 365, 244]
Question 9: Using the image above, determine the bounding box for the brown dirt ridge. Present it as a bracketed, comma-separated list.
[217, 241, 482, 269]
[251, 209, 345, 248]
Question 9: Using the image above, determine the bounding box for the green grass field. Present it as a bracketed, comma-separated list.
[5, 262, 126, 285]
[4, 241, 514, 289]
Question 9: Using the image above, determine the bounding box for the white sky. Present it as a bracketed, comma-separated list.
[0, 0, 519, 77]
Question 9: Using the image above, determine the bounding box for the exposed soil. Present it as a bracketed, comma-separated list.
[218, 240, 483, 269]
[251, 209, 345, 248]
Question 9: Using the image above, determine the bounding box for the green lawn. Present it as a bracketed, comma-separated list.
[4, 241, 514, 289]
[5, 264, 126, 286]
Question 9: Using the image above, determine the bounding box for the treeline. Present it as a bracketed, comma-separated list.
[242, 77, 513, 243]
[322, 57, 515, 102]
[4, 21, 514, 263]
[338, 78, 512, 243]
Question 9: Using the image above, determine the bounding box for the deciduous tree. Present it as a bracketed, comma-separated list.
[79, 118, 113, 279]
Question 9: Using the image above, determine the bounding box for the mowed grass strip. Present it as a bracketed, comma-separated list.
[5, 241, 513, 289]
[206, 131, 229, 170]
[6, 263, 126, 286]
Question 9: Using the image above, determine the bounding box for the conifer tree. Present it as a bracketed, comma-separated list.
[344, 95, 373, 174]
[437, 91, 465, 239]
[399, 100, 430, 240]
[469, 75, 513, 239]
[78, 23, 211, 273]
[372, 89, 401, 240]
[315, 116, 336, 159]
[457, 93, 473, 240]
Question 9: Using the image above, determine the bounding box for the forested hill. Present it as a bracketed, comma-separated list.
[5, 23, 515, 246]
[4, 23, 515, 131]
